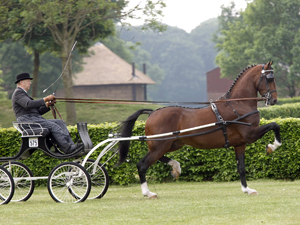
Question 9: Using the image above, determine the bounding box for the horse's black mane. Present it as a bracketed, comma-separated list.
[152, 105, 207, 113]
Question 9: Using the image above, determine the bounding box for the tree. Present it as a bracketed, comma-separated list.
[100, 35, 133, 64]
[0, 1, 52, 98]
[0, 40, 83, 98]
[16, 0, 165, 124]
[128, 43, 165, 100]
[0, 40, 33, 96]
[119, 22, 220, 102]
[0, 67, 7, 100]
[99, 34, 165, 100]
[214, 0, 300, 97]
[190, 18, 219, 72]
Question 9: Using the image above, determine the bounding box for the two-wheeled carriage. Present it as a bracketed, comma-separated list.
[0, 122, 109, 204]
[0, 117, 262, 204]
[1, 62, 282, 203]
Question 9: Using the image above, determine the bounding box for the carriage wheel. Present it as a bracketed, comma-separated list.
[47, 162, 91, 203]
[2, 162, 35, 202]
[83, 159, 109, 199]
[0, 166, 15, 205]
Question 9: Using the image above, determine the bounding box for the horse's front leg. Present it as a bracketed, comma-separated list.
[137, 152, 158, 199]
[234, 144, 258, 195]
[249, 122, 282, 155]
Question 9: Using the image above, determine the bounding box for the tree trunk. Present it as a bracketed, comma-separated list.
[32, 50, 39, 98]
[61, 42, 76, 125]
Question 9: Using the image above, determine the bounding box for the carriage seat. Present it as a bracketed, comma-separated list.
[13, 122, 50, 137]
[10, 121, 92, 160]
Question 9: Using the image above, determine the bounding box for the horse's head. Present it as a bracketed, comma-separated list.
[256, 61, 277, 106]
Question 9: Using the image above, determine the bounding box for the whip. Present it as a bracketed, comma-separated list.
[43, 41, 77, 94]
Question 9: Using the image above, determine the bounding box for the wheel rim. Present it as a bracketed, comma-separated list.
[3, 163, 34, 202]
[48, 163, 90, 203]
[0, 167, 14, 205]
[84, 160, 109, 199]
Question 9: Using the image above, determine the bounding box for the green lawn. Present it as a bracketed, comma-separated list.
[2, 180, 300, 224]
[0, 99, 161, 128]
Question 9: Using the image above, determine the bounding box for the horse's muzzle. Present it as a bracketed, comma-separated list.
[270, 98, 277, 105]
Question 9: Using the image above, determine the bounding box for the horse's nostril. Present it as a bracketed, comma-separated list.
[273, 99, 277, 105]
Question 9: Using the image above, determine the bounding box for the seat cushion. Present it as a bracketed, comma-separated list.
[22, 127, 50, 137]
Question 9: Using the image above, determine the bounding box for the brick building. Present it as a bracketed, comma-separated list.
[206, 67, 233, 101]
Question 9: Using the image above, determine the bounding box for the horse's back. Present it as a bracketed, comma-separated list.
[145, 106, 215, 135]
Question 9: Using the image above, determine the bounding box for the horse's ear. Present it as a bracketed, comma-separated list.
[266, 61, 272, 69]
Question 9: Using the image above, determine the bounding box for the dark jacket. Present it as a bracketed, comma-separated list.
[11, 87, 50, 119]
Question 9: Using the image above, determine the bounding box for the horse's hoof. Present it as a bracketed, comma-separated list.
[149, 195, 158, 199]
[266, 145, 273, 155]
[249, 191, 258, 195]
[171, 170, 180, 179]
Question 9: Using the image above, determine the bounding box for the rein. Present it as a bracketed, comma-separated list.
[55, 96, 267, 105]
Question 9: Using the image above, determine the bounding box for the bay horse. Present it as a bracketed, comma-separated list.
[117, 62, 281, 198]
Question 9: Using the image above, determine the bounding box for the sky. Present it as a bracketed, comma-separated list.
[126, 0, 252, 33]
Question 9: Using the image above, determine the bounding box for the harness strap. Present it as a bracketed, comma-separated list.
[211, 103, 230, 148]
[50, 106, 56, 119]
[50, 105, 64, 121]
[225, 99, 241, 118]
[233, 110, 259, 122]
[53, 105, 64, 121]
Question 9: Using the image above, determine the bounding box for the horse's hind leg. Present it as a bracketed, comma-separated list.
[235, 144, 258, 195]
[159, 156, 181, 179]
[137, 140, 181, 199]
[137, 152, 159, 199]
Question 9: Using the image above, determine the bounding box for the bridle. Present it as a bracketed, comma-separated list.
[256, 64, 277, 106]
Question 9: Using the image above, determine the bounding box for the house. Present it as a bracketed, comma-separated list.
[59, 43, 155, 101]
[206, 67, 233, 101]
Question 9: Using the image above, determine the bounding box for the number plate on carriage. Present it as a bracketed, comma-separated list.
[29, 138, 38, 147]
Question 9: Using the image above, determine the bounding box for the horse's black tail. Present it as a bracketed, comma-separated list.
[117, 109, 153, 166]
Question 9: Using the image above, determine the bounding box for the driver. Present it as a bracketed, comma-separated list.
[11, 72, 83, 154]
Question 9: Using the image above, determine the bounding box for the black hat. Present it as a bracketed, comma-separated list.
[15, 73, 33, 84]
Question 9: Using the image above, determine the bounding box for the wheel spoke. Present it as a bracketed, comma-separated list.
[48, 162, 91, 203]
[2, 162, 34, 202]
[0, 167, 15, 205]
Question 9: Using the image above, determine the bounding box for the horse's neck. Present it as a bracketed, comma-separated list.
[229, 71, 258, 99]
[225, 71, 259, 108]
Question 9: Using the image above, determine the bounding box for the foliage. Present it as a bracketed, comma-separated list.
[1, 117, 300, 186]
[1, 0, 165, 124]
[0, 1, 58, 97]
[259, 102, 300, 119]
[126, 42, 165, 101]
[190, 18, 219, 73]
[98, 34, 165, 100]
[99, 36, 133, 64]
[119, 20, 219, 102]
[0, 40, 32, 96]
[214, 0, 300, 97]
[0, 40, 82, 98]
[0, 67, 7, 100]
[277, 96, 300, 105]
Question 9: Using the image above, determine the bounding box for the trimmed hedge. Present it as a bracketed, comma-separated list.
[259, 102, 300, 119]
[277, 96, 300, 105]
[1, 118, 300, 186]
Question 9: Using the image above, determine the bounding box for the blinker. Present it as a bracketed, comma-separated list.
[266, 72, 275, 82]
